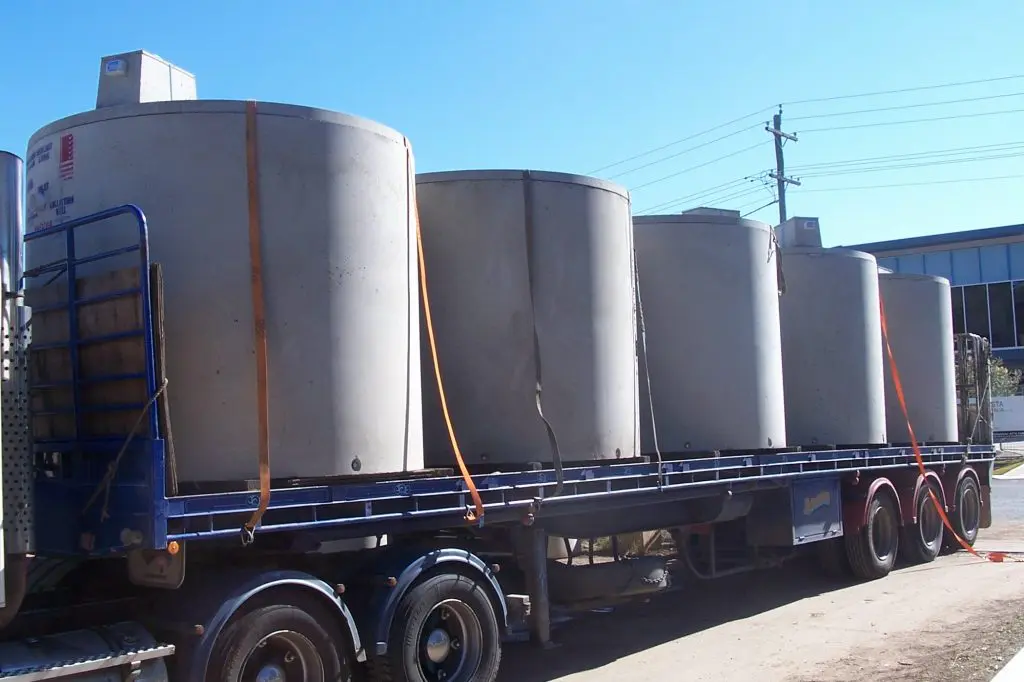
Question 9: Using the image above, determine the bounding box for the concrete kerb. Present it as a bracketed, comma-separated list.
[993, 644, 1024, 681]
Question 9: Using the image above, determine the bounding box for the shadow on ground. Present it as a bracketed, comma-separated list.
[498, 557, 842, 681]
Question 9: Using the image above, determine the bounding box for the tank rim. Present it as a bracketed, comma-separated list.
[28, 99, 408, 151]
[632, 213, 773, 232]
[415, 169, 629, 200]
[879, 271, 951, 286]
[783, 246, 878, 262]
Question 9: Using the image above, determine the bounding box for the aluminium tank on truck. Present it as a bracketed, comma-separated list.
[416, 170, 639, 467]
[633, 212, 787, 453]
[878, 271, 958, 444]
[24, 100, 424, 483]
[779, 247, 887, 446]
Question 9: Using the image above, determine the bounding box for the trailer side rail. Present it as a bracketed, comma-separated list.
[164, 445, 994, 543]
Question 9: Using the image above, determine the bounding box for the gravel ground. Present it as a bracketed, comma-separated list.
[802, 595, 1024, 681]
[499, 519, 1024, 682]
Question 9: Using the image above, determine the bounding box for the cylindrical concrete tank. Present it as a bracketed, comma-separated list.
[416, 170, 638, 467]
[24, 101, 423, 482]
[779, 248, 887, 446]
[633, 214, 787, 453]
[878, 272, 958, 444]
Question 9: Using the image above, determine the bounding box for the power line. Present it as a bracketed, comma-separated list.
[628, 141, 770, 192]
[796, 150, 1024, 179]
[798, 108, 1024, 134]
[608, 124, 762, 179]
[589, 75, 1024, 181]
[787, 91, 1024, 122]
[782, 74, 1024, 106]
[741, 199, 779, 218]
[587, 107, 774, 175]
[634, 178, 753, 214]
[793, 173, 1024, 194]
[787, 140, 1024, 172]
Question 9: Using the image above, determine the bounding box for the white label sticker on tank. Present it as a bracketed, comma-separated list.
[25, 135, 76, 233]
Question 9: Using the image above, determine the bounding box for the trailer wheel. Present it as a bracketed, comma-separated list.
[369, 572, 502, 682]
[207, 593, 352, 682]
[900, 481, 944, 564]
[845, 489, 899, 580]
[946, 474, 981, 549]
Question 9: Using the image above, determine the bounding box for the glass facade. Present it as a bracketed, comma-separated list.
[876, 241, 1024, 350]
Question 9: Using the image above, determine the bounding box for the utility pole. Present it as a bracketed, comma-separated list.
[765, 106, 800, 224]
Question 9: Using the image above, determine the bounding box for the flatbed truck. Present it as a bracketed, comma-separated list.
[0, 112, 997, 682]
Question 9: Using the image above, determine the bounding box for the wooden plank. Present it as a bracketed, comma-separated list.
[26, 267, 156, 441]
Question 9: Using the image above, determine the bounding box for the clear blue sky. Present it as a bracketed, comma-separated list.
[2, 0, 1022, 246]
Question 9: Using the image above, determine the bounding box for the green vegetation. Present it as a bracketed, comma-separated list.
[990, 357, 1023, 397]
[994, 459, 1023, 476]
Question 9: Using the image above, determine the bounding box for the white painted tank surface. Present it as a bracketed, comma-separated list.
[878, 272, 958, 444]
[24, 101, 424, 482]
[632, 213, 787, 453]
[779, 248, 887, 446]
[416, 170, 639, 467]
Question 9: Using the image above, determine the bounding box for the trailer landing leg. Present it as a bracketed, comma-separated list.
[525, 527, 556, 649]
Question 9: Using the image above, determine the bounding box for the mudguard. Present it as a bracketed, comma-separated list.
[148, 568, 364, 681]
[367, 547, 508, 657]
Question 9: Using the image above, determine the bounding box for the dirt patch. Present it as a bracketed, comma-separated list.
[797, 597, 1024, 682]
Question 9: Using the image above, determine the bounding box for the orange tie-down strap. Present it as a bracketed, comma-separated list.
[880, 296, 1019, 563]
[406, 139, 484, 524]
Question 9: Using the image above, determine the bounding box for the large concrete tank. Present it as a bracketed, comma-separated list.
[779, 248, 887, 446]
[416, 170, 638, 467]
[878, 272, 958, 444]
[24, 98, 424, 483]
[633, 213, 786, 453]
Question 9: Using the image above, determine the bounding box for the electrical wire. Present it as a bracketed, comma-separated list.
[608, 124, 763, 179]
[782, 74, 1024, 106]
[741, 200, 778, 218]
[795, 151, 1024, 179]
[587, 107, 775, 175]
[793, 173, 1024, 194]
[628, 141, 770, 192]
[797, 108, 1024, 134]
[787, 91, 1024, 122]
[787, 140, 1024, 172]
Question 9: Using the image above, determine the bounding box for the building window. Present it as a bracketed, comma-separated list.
[989, 282, 1015, 348]
[964, 285, 990, 339]
[952, 286, 966, 335]
[1015, 281, 1024, 346]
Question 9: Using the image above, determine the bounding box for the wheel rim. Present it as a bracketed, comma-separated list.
[918, 489, 943, 548]
[871, 501, 897, 562]
[418, 598, 483, 681]
[240, 630, 324, 682]
[960, 482, 981, 537]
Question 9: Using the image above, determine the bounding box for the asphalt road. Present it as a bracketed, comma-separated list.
[993, 477, 1024, 525]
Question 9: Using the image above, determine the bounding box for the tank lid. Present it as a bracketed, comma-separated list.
[416, 169, 629, 199]
[97, 50, 197, 109]
[632, 212, 772, 232]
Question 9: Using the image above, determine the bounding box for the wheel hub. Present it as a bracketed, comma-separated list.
[425, 628, 452, 663]
[256, 663, 287, 682]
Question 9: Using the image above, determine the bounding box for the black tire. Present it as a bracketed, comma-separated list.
[207, 592, 353, 682]
[946, 475, 982, 549]
[900, 481, 944, 564]
[845, 490, 900, 580]
[368, 572, 502, 682]
[816, 537, 852, 579]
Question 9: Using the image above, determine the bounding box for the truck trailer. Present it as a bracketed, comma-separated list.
[0, 51, 997, 681]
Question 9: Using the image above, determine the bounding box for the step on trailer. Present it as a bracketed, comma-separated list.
[0, 68, 998, 682]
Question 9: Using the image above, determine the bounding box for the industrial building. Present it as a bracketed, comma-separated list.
[847, 223, 1024, 370]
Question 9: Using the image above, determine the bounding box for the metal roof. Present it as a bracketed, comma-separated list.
[844, 222, 1024, 254]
